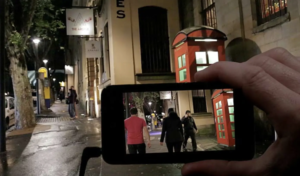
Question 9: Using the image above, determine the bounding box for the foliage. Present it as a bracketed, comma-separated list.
[31, 0, 65, 40]
[129, 92, 160, 113]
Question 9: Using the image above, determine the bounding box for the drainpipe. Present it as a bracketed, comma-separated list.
[238, 0, 245, 41]
[128, 0, 137, 84]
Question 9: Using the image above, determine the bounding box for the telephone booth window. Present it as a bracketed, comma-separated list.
[215, 100, 225, 139]
[208, 51, 219, 64]
[179, 69, 187, 81]
[227, 98, 235, 138]
[197, 66, 208, 71]
[196, 52, 207, 64]
[178, 54, 187, 81]
[182, 54, 186, 67]
[178, 56, 182, 68]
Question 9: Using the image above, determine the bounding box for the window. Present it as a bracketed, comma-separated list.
[215, 100, 225, 139]
[139, 6, 171, 73]
[5, 99, 7, 108]
[9, 98, 14, 109]
[192, 90, 206, 113]
[195, 51, 219, 70]
[256, 0, 288, 25]
[201, 0, 217, 28]
[227, 97, 235, 138]
[178, 54, 186, 69]
[179, 69, 187, 81]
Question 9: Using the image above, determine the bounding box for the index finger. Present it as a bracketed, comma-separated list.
[194, 62, 300, 136]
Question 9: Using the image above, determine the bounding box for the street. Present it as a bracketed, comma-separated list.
[0, 101, 184, 176]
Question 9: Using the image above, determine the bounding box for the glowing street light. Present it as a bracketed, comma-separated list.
[148, 102, 152, 106]
[53, 78, 56, 81]
[33, 38, 41, 44]
[43, 59, 48, 65]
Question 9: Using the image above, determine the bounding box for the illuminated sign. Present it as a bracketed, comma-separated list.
[66, 9, 95, 35]
[85, 41, 101, 58]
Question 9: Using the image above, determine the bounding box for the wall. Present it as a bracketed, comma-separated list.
[104, 0, 180, 85]
[216, 0, 300, 55]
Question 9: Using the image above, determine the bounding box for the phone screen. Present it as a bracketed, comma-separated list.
[122, 88, 235, 154]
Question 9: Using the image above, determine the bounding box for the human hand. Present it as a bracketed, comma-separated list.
[160, 142, 163, 146]
[147, 141, 151, 148]
[182, 48, 300, 176]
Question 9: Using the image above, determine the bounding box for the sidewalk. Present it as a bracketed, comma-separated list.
[1, 101, 102, 176]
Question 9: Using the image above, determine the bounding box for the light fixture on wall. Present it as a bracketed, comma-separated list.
[195, 39, 217, 42]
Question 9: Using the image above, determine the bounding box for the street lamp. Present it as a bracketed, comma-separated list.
[43, 59, 48, 65]
[32, 38, 41, 114]
[33, 38, 41, 44]
[148, 102, 152, 106]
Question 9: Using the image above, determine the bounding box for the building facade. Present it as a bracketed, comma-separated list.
[66, 0, 299, 138]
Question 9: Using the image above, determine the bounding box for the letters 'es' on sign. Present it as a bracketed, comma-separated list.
[116, 0, 125, 18]
[66, 9, 95, 35]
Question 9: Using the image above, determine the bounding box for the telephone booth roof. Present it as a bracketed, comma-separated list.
[211, 89, 233, 99]
[172, 26, 227, 47]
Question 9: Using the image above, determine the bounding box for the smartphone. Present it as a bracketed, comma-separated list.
[101, 82, 254, 164]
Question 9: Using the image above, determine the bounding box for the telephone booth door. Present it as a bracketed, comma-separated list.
[213, 91, 235, 146]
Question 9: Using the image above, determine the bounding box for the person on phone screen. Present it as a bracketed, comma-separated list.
[182, 110, 198, 152]
[182, 48, 300, 176]
[160, 108, 183, 153]
[124, 107, 151, 154]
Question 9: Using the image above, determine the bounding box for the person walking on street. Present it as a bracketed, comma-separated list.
[160, 108, 183, 153]
[59, 88, 64, 103]
[67, 86, 77, 120]
[182, 110, 198, 152]
[125, 108, 151, 154]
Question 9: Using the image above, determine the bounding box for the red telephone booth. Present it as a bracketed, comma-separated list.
[172, 26, 227, 83]
[212, 89, 235, 147]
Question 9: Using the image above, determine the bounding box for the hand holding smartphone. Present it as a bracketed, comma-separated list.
[101, 82, 254, 164]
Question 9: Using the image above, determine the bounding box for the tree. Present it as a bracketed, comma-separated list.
[128, 92, 160, 118]
[5, 0, 64, 129]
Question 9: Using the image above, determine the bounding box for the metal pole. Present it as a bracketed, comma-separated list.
[35, 44, 40, 114]
[0, 0, 6, 152]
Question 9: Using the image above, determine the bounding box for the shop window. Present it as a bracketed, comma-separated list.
[201, 0, 217, 28]
[179, 69, 187, 81]
[256, 0, 288, 25]
[139, 6, 171, 73]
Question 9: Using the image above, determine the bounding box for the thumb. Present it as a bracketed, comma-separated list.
[181, 160, 257, 176]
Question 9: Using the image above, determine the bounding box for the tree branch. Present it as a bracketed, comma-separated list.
[21, 0, 38, 49]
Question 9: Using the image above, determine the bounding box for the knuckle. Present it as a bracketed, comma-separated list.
[244, 66, 268, 88]
[272, 47, 289, 55]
